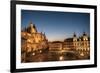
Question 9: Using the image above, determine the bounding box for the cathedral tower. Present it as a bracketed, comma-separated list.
[28, 22, 37, 33]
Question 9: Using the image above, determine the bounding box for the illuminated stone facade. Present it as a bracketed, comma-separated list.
[49, 32, 90, 52]
[21, 22, 48, 53]
[49, 41, 63, 51]
[64, 32, 90, 51]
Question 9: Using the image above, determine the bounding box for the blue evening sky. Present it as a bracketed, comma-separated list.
[21, 10, 90, 41]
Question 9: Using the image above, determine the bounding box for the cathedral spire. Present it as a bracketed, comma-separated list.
[73, 32, 76, 37]
[43, 32, 46, 40]
[83, 32, 87, 36]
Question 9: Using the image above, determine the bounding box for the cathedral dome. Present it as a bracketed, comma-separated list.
[27, 22, 37, 33]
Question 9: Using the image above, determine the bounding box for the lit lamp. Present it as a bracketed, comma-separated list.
[59, 56, 64, 61]
[32, 52, 35, 56]
[80, 52, 84, 56]
[39, 50, 42, 53]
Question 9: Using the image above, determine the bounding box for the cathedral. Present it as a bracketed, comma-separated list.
[21, 22, 48, 53]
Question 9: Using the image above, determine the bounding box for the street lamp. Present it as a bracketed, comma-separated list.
[59, 56, 64, 61]
[32, 52, 35, 56]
